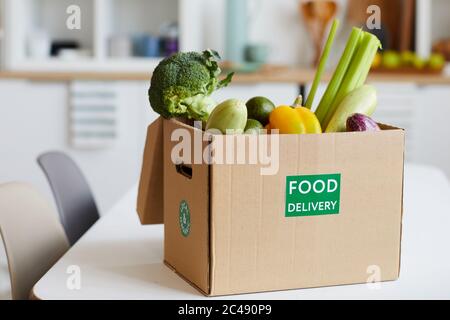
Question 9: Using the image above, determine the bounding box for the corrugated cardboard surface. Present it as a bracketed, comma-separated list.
[136, 117, 164, 225]
[209, 129, 404, 295]
[163, 119, 211, 294]
[136, 118, 404, 296]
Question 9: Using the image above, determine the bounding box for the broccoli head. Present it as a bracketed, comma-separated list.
[148, 50, 233, 121]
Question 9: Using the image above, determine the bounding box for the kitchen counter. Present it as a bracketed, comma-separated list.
[1, 66, 450, 84]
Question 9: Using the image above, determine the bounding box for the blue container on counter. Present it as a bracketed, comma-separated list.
[142, 36, 161, 57]
[133, 35, 161, 57]
[225, 0, 248, 63]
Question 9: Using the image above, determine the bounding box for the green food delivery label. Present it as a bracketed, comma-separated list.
[285, 174, 341, 217]
[179, 200, 191, 237]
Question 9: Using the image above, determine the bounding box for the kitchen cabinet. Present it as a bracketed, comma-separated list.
[0, 79, 157, 213]
[414, 85, 450, 178]
[372, 83, 450, 180]
[372, 83, 420, 161]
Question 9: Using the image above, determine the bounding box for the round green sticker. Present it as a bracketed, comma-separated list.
[179, 200, 190, 237]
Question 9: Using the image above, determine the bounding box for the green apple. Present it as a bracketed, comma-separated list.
[428, 53, 445, 70]
[400, 51, 415, 66]
[382, 51, 401, 69]
[412, 56, 426, 69]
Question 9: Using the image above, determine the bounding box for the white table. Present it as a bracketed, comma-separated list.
[33, 164, 450, 299]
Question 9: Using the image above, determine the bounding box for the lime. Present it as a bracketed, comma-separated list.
[244, 119, 263, 134]
[246, 97, 275, 125]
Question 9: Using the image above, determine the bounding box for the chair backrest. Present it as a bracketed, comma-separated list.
[37, 151, 100, 245]
[0, 182, 69, 300]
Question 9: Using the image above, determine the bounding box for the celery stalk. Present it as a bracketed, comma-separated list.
[305, 19, 339, 109]
[355, 40, 381, 87]
[315, 28, 362, 125]
[321, 32, 380, 130]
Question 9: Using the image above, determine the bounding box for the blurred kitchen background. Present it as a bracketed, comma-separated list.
[0, 0, 450, 298]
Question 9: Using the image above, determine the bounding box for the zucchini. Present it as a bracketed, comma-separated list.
[325, 85, 377, 133]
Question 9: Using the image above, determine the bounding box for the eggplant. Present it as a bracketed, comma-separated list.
[346, 113, 380, 132]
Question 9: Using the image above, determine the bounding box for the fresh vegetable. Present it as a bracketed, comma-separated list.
[205, 99, 247, 134]
[346, 113, 380, 132]
[269, 106, 306, 134]
[244, 119, 263, 134]
[325, 85, 377, 133]
[293, 96, 322, 134]
[305, 19, 339, 109]
[268, 96, 322, 134]
[246, 96, 275, 125]
[315, 27, 363, 125]
[382, 50, 401, 69]
[318, 31, 380, 130]
[296, 107, 322, 134]
[148, 49, 233, 121]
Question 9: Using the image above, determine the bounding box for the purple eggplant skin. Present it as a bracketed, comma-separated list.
[346, 113, 380, 132]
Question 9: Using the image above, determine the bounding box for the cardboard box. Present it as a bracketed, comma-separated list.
[137, 117, 405, 296]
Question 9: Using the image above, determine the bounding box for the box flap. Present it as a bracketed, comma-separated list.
[136, 117, 164, 225]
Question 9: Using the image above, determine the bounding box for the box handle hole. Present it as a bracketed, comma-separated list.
[175, 163, 192, 179]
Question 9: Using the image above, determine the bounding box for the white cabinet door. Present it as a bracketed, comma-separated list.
[371, 83, 420, 161]
[0, 80, 67, 196]
[369, 83, 450, 180]
[68, 81, 156, 213]
[0, 80, 156, 214]
[414, 85, 450, 179]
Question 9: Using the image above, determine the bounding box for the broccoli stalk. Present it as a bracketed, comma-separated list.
[148, 50, 234, 121]
[181, 95, 216, 121]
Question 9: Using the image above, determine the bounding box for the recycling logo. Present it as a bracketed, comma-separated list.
[179, 200, 191, 237]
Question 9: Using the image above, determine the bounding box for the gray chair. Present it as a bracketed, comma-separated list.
[37, 151, 100, 245]
[0, 182, 69, 300]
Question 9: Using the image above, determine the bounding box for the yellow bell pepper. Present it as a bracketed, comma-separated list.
[295, 107, 322, 134]
[269, 106, 306, 134]
[269, 96, 322, 134]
